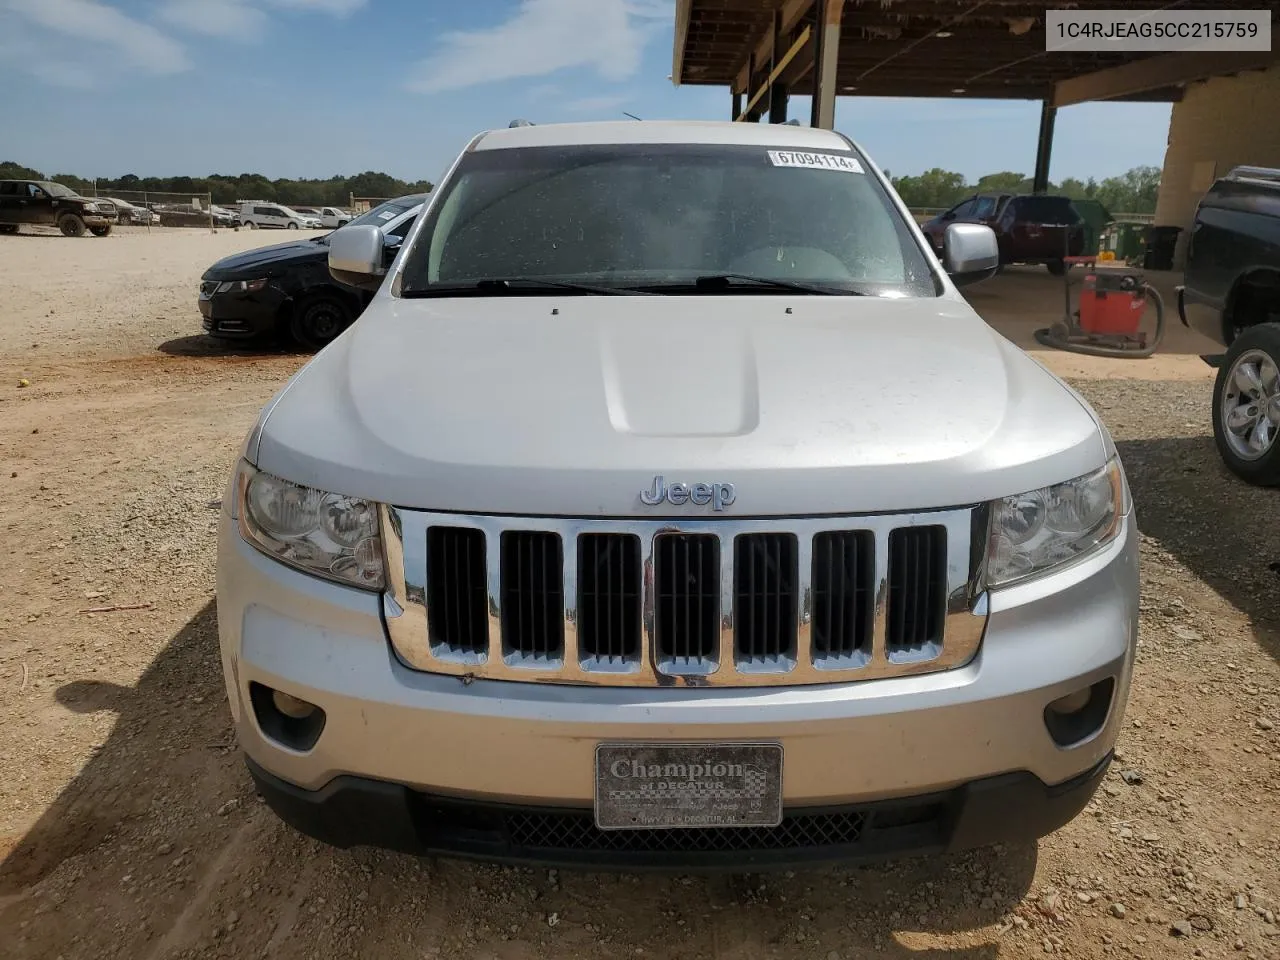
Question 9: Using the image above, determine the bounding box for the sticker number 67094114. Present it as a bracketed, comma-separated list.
[767, 150, 864, 173]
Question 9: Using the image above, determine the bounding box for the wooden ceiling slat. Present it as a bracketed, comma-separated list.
[679, 0, 1278, 92]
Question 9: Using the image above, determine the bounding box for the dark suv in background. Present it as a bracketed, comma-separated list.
[923, 193, 1084, 275]
[198, 193, 425, 350]
[0, 180, 117, 237]
[1178, 164, 1280, 486]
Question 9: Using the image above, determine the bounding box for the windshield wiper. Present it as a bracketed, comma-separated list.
[403, 278, 651, 297]
[689, 274, 849, 295]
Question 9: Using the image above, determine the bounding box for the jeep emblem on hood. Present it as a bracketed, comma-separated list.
[640, 476, 736, 511]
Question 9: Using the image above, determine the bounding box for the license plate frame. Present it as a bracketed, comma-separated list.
[594, 742, 783, 831]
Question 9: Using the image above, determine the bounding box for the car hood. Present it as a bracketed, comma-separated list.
[252, 294, 1107, 517]
[202, 239, 326, 279]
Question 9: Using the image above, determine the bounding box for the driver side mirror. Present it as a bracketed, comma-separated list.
[942, 222, 999, 287]
[329, 224, 387, 291]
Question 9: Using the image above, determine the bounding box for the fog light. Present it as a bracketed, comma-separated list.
[272, 689, 317, 719]
[1047, 687, 1092, 715]
[1043, 677, 1115, 747]
[249, 682, 325, 751]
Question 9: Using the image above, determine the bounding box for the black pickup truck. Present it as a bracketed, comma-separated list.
[0, 180, 117, 236]
[1179, 165, 1280, 486]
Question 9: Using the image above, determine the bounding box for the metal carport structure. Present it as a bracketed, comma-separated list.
[672, 0, 1279, 192]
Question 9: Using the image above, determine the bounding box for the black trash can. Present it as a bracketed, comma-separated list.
[1142, 225, 1182, 271]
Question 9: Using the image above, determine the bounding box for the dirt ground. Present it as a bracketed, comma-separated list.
[0, 229, 1277, 960]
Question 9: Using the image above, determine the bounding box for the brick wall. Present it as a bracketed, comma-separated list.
[1154, 63, 1280, 268]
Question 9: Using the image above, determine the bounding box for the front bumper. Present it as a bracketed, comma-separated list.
[218, 506, 1138, 860]
[246, 750, 1112, 870]
[199, 286, 287, 338]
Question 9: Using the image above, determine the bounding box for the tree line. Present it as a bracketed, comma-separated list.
[3, 157, 1161, 215]
[0, 161, 432, 207]
[885, 165, 1161, 215]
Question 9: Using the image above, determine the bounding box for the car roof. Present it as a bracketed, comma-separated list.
[473, 120, 853, 153]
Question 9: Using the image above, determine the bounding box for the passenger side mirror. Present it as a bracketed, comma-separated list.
[943, 222, 1000, 287]
[329, 224, 387, 291]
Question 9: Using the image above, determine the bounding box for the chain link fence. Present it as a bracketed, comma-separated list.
[91, 187, 226, 232]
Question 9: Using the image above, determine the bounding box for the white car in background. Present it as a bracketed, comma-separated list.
[319, 206, 352, 229]
[238, 202, 310, 230]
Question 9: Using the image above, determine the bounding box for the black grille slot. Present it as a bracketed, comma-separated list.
[578, 534, 641, 662]
[811, 531, 874, 658]
[500, 531, 564, 659]
[734, 533, 797, 661]
[887, 526, 947, 657]
[505, 810, 866, 853]
[655, 534, 720, 662]
[426, 527, 488, 655]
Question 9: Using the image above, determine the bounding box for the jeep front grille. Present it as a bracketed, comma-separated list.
[500, 531, 564, 663]
[655, 533, 720, 667]
[811, 530, 874, 662]
[381, 508, 989, 687]
[578, 533, 641, 662]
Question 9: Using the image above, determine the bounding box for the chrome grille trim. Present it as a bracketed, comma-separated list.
[379, 508, 989, 688]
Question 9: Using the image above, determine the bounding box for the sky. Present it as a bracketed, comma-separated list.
[0, 0, 1174, 185]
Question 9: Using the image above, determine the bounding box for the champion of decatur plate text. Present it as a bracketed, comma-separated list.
[767, 150, 864, 173]
[594, 742, 783, 830]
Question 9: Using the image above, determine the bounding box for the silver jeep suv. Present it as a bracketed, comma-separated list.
[217, 120, 1138, 869]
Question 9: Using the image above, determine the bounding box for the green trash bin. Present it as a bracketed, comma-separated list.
[1069, 198, 1113, 256]
[1112, 222, 1149, 263]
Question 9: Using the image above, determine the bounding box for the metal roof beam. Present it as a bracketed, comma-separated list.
[1051, 50, 1280, 107]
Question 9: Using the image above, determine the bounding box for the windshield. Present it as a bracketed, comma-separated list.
[345, 198, 417, 231]
[40, 181, 78, 198]
[1012, 196, 1080, 225]
[399, 143, 937, 297]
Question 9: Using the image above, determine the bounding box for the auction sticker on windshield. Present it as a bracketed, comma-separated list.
[767, 150, 864, 173]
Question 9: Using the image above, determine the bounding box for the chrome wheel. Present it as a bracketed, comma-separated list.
[1220, 348, 1280, 460]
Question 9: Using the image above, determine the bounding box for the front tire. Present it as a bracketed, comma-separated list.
[59, 214, 86, 237]
[1046, 259, 1066, 276]
[1212, 322, 1280, 486]
[0, 224, 18, 235]
[290, 293, 353, 352]
[287, 222, 299, 230]
[89, 225, 112, 237]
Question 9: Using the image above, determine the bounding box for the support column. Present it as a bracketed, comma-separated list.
[732, 91, 742, 120]
[769, 82, 790, 123]
[809, 0, 844, 129]
[1033, 100, 1057, 194]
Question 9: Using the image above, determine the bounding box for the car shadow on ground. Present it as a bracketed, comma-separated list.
[158, 334, 304, 359]
[1118, 434, 1280, 663]
[1, 600, 1036, 957]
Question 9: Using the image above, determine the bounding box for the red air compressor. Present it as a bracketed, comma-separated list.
[1034, 257, 1166, 359]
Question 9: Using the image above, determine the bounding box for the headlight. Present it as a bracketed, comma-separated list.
[83, 203, 99, 212]
[235, 461, 384, 589]
[987, 457, 1127, 587]
[215, 278, 268, 294]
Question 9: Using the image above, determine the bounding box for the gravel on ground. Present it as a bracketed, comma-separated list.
[1, 233, 1276, 960]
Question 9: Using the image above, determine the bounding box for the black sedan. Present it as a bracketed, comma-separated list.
[198, 194, 424, 350]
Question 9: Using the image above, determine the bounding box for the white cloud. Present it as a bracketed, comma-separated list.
[0, 0, 189, 85]
[408, 0, 669, 94]
[159, 0, 266, 38]
[270, 0, 368, 14]
[4, 0, 188, 72]
[157, 0, 366, 40]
